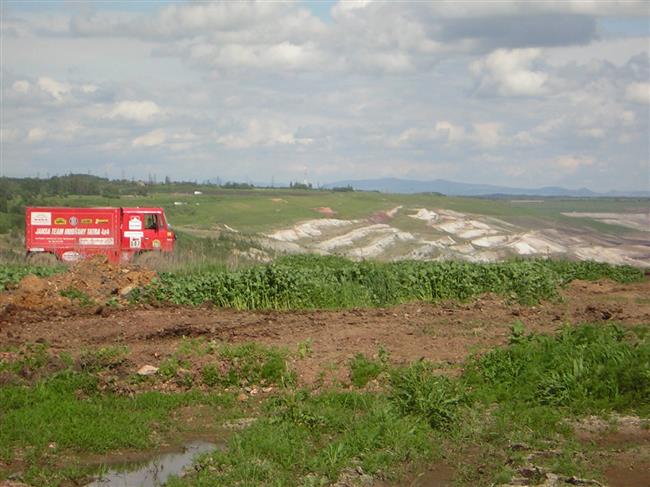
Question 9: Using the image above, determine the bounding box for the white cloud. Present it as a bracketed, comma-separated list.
[37, 77, 70, 100]
[132, 129, 167, 147]
[12, 80, 30, 93]
[554, 155, 595, 173]
[217, 119, 312, 149]
[2, 3, 648, 191]
[389, 120, 504, 149]
[471, 49, 548, 96]
[171, 131, 199, 141]
[625, 82, 650, 104]
[108, 101, 162, 122]
[389, 127, 430, 147]
[471, 122, 503, 147]
[200, 42, 323, 71]
[620, 110, 636, 125]
[578, 127, 605, 138]
[80, 84, 98, 94]
[389, 121, 466, 148]
[435, 121, 466, 144]
[27, 127, 47, 142]
[331, 0, 374, 19]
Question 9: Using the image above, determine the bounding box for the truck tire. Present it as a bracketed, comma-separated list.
[27, 252, 58, 266]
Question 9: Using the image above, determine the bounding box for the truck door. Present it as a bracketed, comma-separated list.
[142, 213, 163, 250]
[123, 213, 144, 251]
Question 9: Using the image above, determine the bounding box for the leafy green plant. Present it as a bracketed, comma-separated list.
[390, 361, 467, 429]
[133, 256, 643, 310]
[76, 346, 128, 372]
[349, 352, 387, 388]
[217, 343, 295, 388]
[159, 357, 183, 380]
[60, 287, 93, 306]
[464, 324, 650, 413]
[0, 265, 62, 290]
[296, 339, 313, 359]
[201, 364, 221, 387]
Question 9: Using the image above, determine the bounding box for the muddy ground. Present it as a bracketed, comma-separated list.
[1, 277, 649, 487]
[2, 278, 649, 387]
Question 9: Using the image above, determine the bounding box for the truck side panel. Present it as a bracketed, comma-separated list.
[26, 207, 121, 263]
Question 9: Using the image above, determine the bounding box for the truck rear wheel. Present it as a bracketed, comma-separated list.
[27, 252, 58, 266]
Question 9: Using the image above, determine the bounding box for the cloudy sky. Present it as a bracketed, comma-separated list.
[1, 1, 649, 191]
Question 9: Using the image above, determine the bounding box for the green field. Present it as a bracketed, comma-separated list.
[2, 174, 646, 236]
[16, 190, 644, 236]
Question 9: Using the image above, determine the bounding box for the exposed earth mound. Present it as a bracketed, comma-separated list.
[0, 256, 156, 311]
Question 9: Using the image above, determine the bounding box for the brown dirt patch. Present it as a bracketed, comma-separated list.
[1, 278, 648, 387]
[376, 462, 455, 487]
[314, 206, 337, 216]
[602, 446, 650, 487]
[0, 256, 156, 312]
[575, 416, 650, 448]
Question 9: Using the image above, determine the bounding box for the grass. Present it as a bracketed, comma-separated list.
[0, 373, 189, 455]
[0, 342, 249, 486]
[134, 255, 644, 310]
[4, 188, 645, 236]
[167, 323, 649, 486]
[2, 324, 649, 486]
[205, 343, 296, 388]
[349, 348, 389, 388]
[390, 361, 467, 430]
[144, 338, 297, 389]
[464, 323, 650, 414]
[167, 391, 435, 487]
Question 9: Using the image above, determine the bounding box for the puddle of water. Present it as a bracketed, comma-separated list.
[86, 440, 219, 487]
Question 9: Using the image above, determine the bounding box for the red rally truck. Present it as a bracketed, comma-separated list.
[25, 207, 175, 264]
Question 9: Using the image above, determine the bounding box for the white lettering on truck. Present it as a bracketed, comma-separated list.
[79, 238, 114, 246]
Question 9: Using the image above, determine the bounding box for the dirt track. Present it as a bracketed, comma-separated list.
[2, 278, 649, 386]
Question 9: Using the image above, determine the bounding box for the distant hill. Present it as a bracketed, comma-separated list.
[323, 178, 650, 197]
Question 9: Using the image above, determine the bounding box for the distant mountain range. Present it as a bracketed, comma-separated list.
[323, 178, 650, 198]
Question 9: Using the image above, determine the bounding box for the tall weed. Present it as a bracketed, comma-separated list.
[133, 256, 642, 310]
[464, 324, 650, 412]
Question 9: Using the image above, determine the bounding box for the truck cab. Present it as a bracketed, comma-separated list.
[120, 208, 175, 262]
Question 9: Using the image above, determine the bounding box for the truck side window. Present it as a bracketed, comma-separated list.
[144, 214, 158, 230]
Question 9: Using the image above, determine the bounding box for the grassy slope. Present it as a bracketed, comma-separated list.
[26, 190, 646, 236]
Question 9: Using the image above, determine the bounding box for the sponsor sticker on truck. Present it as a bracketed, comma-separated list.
[79, 238, 115, 246]
[128, 216, 143, 230]
[62, 251, 82, 262]
[30, 212, 52, 226]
